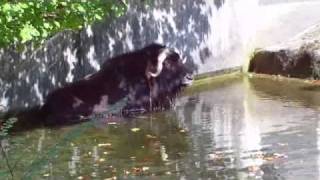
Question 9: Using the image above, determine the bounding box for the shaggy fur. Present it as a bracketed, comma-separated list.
[41, 43, 193, 126]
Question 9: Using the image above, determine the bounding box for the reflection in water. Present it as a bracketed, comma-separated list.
[176, 75, 320, 179]
[2, 75, 320, 179]
[37, 129, 45, 152]
[68, 146, 81, 176]
[239, 78, 263, 178]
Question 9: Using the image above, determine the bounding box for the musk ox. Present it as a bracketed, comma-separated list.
[41, 43, 193, 126]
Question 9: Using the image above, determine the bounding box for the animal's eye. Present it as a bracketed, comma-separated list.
[163, 60, 170, 67]
[169, 53, 180, 63]
[170, 57, 179, 63]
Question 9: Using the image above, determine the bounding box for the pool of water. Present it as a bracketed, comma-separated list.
[2, 74, 320, 179]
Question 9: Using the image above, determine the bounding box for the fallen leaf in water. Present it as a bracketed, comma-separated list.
[112, 168, 117, 173]
[208, 153, 218, 159]
[263, 153, 287, 161]
[277, 143, 289, 146]
[142, 167, 150, 171]
[274, 153, 288, 158]
[91, 172, 97, 177]
[248, 165, 260, 172]
[146, 134, 156, 139]
[208, 153, 224, 160]
[98, 143, 112, 147]
[104, 177, 117, 180]
[176, 152, 184, 157]
[136, 115, 148, 119]
[263, 156, 275, 161]
[131, 128, 140, 132]
[132, 167, 143, 175]
[250, 153, 264, 159]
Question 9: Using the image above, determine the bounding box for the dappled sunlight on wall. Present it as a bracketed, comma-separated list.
[0, 0, 219, 109]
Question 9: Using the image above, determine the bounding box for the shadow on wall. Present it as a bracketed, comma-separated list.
[0, 0, 225, 110]
[0, 31, 81, 110]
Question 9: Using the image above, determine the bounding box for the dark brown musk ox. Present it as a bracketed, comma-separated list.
[41, 43, 193, 126]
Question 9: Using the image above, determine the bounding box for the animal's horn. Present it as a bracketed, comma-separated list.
[146, 48, 171, 78]
[182, 57, 187, 64]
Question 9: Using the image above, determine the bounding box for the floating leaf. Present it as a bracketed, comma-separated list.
[146, 134, 156, 139]
[207, 153, 224, 161]
[108, 122, 117, 125]
[131, 128, 140, 132]
[105, 177, 117, 180]
[248, 165, 260, 172]
[131, 167, 143, 175]
[277, 142, 288, 147]
[98, 143, 112, 147]
[263, 153, 288, 161]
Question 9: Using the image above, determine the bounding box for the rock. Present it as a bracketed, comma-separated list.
[249, 24, 320, 79]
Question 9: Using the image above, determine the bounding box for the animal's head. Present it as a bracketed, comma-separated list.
[123, 43, 193, 114]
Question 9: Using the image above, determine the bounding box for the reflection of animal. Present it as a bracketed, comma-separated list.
[41, 43, 193, 126]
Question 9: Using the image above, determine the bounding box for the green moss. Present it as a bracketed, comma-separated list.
[184, 72, 243, 94]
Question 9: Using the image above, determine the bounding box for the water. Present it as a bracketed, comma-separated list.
[2, 74, 320, 179]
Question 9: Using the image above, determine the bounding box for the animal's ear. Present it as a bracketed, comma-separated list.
[145, 48, 171, 79]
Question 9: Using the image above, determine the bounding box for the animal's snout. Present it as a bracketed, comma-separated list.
[182, 74, 193, 86]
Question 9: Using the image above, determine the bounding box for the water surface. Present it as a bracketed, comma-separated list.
[1, 74, 320, 179]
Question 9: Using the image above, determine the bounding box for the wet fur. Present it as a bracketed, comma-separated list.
[40, 43, 192, 126]
[1, 44, 192, 132]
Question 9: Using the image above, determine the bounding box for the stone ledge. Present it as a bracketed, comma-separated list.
[249, 24, 320, 79]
